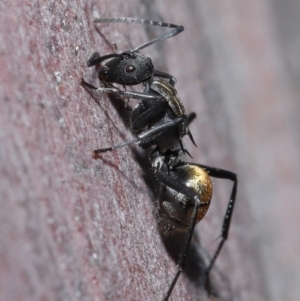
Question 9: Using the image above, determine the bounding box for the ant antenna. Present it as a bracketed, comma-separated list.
[93, 17, 184, 51]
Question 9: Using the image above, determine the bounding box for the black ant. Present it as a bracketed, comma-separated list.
[82, 17, 238, 301]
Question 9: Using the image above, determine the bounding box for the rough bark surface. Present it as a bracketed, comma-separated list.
[1, 0, 300, 301]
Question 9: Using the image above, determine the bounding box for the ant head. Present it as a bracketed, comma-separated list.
[98, 51, 154, 86]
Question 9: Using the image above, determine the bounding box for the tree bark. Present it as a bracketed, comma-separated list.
[1, 0, 300, 301]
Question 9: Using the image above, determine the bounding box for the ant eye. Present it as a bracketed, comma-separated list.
[125, 65, 135, 73]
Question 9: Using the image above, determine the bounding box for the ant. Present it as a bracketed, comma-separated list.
[82, 17, 238, 301]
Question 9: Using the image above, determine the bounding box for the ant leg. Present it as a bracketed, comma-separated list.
[131, 100, 168, 130]
[94, 138, 138, 154]
[94, 117, 187, 154]
[101, 87, 163, 101]
[137, 116, 187, 148]
[81, 78, 164, 101]
[132, 108, 197, 145]
[93, 17, 184, 51]
[194, 164, 237, 287]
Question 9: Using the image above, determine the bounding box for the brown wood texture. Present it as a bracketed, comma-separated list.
[1, 0, 300, 301]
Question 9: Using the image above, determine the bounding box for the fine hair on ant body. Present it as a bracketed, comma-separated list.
[82, 16, 238, 301]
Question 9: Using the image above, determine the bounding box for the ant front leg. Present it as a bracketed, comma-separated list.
[81, 79, 163, 101]
[195, 164, 237, 290]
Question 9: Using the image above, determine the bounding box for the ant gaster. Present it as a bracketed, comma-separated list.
[82, 17, 238, 301]
[151, 149, 237, 300]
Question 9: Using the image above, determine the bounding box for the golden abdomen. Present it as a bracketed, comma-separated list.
[159, 164, 213, 231]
